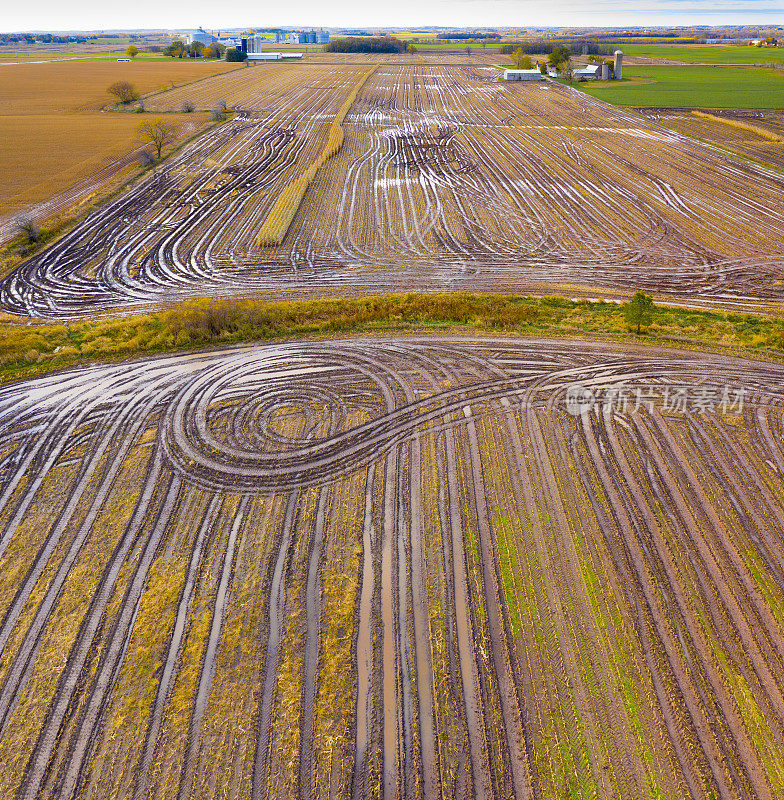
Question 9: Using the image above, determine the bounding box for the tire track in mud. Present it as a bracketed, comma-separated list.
[19, 461, 181, 800]
[132, 493, 222, 800]
[463, 408, 532, 800]
[251, 490, 300, 800]
[299, 487, 328, 800]
[596, 409, 770, 800]
[577, 410, 733, 800]
[381, 447, 400, 800]
[351, 464, 376, 800]
[408, 433, 441, 800]
[0, 397, 154, 735]
[441, 424, 494, 800]
[176, 496, 250, 800]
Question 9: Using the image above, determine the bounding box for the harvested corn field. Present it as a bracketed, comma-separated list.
[2, 336, 784, 800]
[2, 65, 784, 316]
[638, 107, 784, 170]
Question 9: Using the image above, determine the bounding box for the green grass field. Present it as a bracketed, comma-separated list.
[620, 43, 784, 64]
[569, 65, 784, 109]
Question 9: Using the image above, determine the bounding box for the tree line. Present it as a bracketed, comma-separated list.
[163, 39, 227, 59]
[500, 41, 614, 56]
[324, 37, 410, 54]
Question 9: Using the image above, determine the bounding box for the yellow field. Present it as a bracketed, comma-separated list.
[0, 113, 210, 216]
[0, 60, 239, 113]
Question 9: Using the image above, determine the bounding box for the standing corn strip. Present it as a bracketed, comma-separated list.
[692, 110, 783, 143]
[257, 68, 375, 247]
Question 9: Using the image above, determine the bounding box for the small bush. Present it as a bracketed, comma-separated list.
[12, 215, 39, 244]
[107, 80, 140, 104]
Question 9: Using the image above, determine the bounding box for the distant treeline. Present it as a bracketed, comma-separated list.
[500, 41, 614, 56]
[436, 33, 500, 40]
[0, 33, 90, 44]
[324, 36, 409, 53]
[566, 36, 702, 44]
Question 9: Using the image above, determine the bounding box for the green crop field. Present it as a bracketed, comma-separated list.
[569, 65, 784, 108]
[620, 43, 784, 64]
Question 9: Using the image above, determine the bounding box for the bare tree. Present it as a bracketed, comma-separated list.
[13, 214, 39, 243]
[138, 150, 156, 167]
[136, 118, 176, 160]
[107, 80, 140, 104]
[181, 100, 195, 113]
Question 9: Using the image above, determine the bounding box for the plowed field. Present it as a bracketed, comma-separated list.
[1, 336, 784, 800]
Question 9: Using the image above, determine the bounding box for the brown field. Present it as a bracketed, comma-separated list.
[0, 113, 210, 218]
[0, 60, 239, 113]
[0, 60, 239, 227]
[637, 107, 784, 169]
[1, 335, 784, 800]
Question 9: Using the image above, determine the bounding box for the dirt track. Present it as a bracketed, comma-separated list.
[2, 336, 784, 799]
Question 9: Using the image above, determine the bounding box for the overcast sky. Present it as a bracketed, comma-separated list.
[3, 0, 782, 33]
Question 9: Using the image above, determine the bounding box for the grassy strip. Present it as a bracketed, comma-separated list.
[2, 293, 784, 386]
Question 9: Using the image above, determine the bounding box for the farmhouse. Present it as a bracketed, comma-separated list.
[504, 69, 544, 81]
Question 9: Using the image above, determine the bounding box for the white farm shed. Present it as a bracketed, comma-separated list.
[504, 69, 544, 81]
[246, 52, 304, 61]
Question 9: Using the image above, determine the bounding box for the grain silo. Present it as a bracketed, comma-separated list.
[614, 50, 623, 79]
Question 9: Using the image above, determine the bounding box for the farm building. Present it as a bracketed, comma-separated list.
[504, 69, 544, 81]
[189, 27, 217, 47]
[246, 51, 303, 61]
[572, 64, 601, 81]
